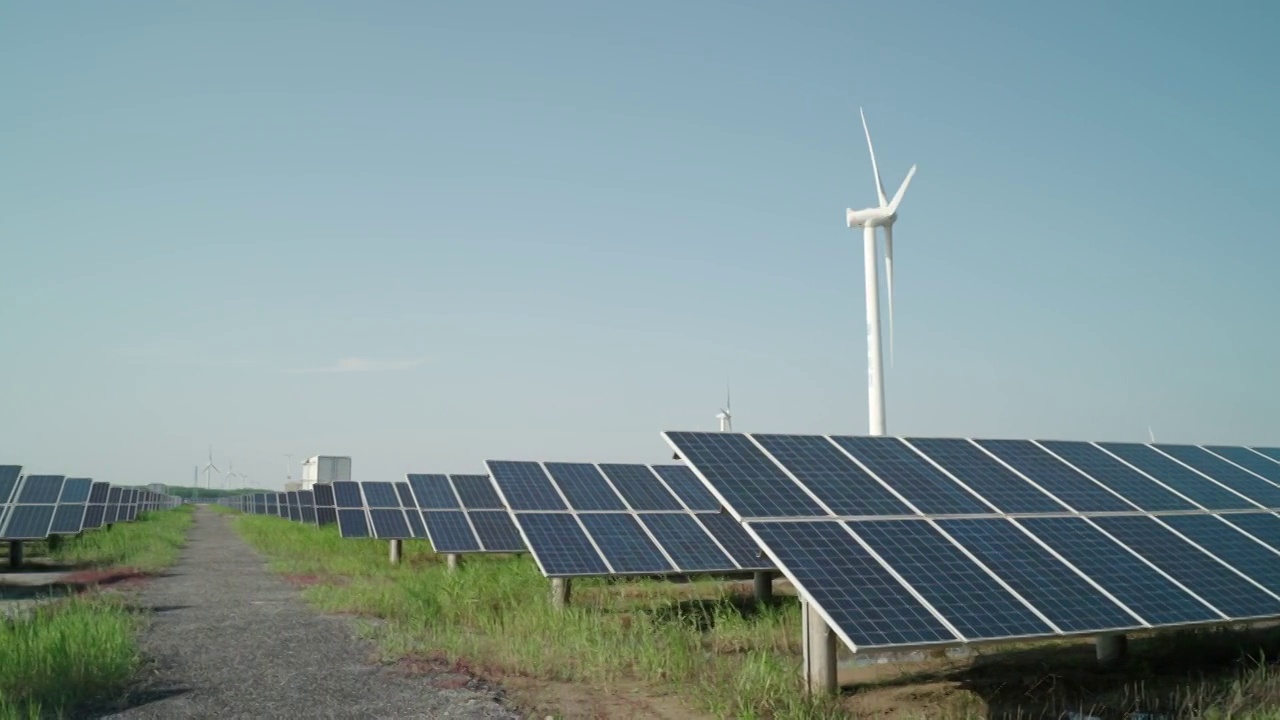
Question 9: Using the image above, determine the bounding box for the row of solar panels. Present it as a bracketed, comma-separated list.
[217, 464, 772, 577]
[660, 433, 1280, 651]
[0, 465, 183, 541]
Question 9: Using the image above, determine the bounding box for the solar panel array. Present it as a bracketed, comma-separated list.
[664, 432, 1280, 651]
[405, 474, 524, 552]
[0, 466, 182, 542]
[485, 461, 772, 578]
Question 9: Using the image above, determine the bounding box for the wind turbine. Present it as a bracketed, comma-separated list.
[200, 446, 221, 490]
[715, 385, 733, 432]
[845, 107, 917, 436]
[224, 460, 241, 490]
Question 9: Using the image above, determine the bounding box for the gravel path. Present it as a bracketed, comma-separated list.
[101, 507, 520, 720]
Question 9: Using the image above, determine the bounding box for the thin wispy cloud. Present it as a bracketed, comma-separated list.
[292, 357, 425, 373]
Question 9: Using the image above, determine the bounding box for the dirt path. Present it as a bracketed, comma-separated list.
[101, 507, 518, 719]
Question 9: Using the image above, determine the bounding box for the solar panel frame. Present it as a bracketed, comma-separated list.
[1097, 443, 1259, 510]
[48, 477, 93, 535]
[1154, 445, 1280, 508]
[1204, 446, 1280, 487]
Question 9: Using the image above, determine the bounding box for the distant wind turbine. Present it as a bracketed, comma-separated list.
[715, 385, 733, 432]
[846, 107, 917, 436]
[1148, 426, 1157, 443]
[200, 446, 221, 489]
[224, 460, 241, 490]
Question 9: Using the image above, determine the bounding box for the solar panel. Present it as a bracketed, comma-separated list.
[285, 491, 301, 522]
[48, 477, 92, 535]
[298, 490, 317, 524]
[485, 459, 770, 577]
[974, 440, 1134, 512]
[82, 505, 106, 530]
[423, 511, 481, 552]
[452, 475, 503, 509]
[651, 465, 720, 511]
[905, 438, 1067, 513]
[333, 482, 362, 508]
[751, 434, 913, 516]
[407, 474, 458, 509]
[1155, 445, 1280, 508]
[661, 432, 824, 517]
[104, 487, 123, 524]
[936, 518, 1143, 633]
[1037, 441, 1195, 511]
[487, 461, 567, 511]
[59, 478, 92, 504]
[1, 505, 56, 540]
[123, 488, 140, 521]
[831, 437, 993, 515]
[337, 508, 371, 538]
[0, 466, 23, 506]
[18, 476, 65, 504]
[1251, 447, 1280, 464]
[469, 510, 524, 551]
[1098, 443, 1256, 510]
[665, 432, 1280, 654]
[368, 508, 412, 539]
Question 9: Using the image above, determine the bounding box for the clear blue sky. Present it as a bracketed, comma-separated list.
[3, 1, 1278, 490]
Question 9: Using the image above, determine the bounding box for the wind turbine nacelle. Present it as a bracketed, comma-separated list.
[847, 207, 894, 228]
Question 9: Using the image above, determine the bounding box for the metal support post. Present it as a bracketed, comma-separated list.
[753, 571, 773, 604]
[388, 539, 402, 565]
[550, 577, 571, 609]
[446, 553, 460, 572]
[8, 541, 23, 570]
[1096, 633, 1127, 667]
[804, 603, 838, 695]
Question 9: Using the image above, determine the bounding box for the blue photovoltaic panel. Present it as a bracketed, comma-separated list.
[851, 519, 1054, 639]
[1252, 448, 1280, 464]
[753, 434, 913, 516]
[286, 492, 301, 522]
[407, 474, 458, 509]
[1159, 514, 1280, 595]
[906, 438, 1066, 514]
[470, 510, 524, 551]
[299, 491, 317, 524]
[1222, 513, 1280, 551]
[651, 465, 720, 511]
[1090, 515, 1280, 619]
[518, 513, 609, 577]
[312, 484, 335, 508]
[423, 511, 481, 552]
[0, 466, 20, 504]
[544, 463, 627, 511]
[662, 432, 825, 517]
[938, 518, 1141, 633]
[1, 505, 56, 539]
[1016, 516, 1220, 625]
[1154, 445, 1280, 508]
[394, 482, 416, 509]
[452, 475, 503, 509]
[579, 514, 673, 574]
[58, 478, 93, 505]
[88, 481, 110, 504]
[337, 509, 370, 538]
[639, 513, 735, 572]
[598, 464, 683, 511]
[698, 512, 770, 570]
[368, 508, 412, 539]
[361, 482, 400, 509]
[974, 440, 1133, 513]
[104, 487, 123, 524]
[82, 505, 106, 530]
[831, 437, 992, 515]
[316, 507, 338, 526]
[486, 461, 568, 511]
[333, 482, 363, 509]
[49, 504, 87, 535]
[751, 521, 958, 649]
[404, 508, 427, 538]
[1098, 443, 1255, 510]
[1037, 441, 1195, 511]
[18, 476, 65, 504]
[1205, 447, 1280, 486]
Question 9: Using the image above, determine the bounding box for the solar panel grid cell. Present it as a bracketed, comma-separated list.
[906, 439, 1066, 514]
[1036, 441, 1195, 511]
[18, 476, 65, 504]
[1156, 445, 1280, 508]
[698, 512, 770, 570]
[1221, 513, 1280, 551]
[487, 461, 567, 511]
[1205, 447, 1280, 486]
[332, 482, 363, 509]
[469, 510, 524, 551]
[1099, 443, 1255, 510]
[753, 434, 913, 516]
[662, 432, 823, 517]
[49, 504, 87, 535]
[2, 505, 56, 539]
[544, 463, 626, 511]
[58, 478, 93, 504]
[423, 511, 481, 552]
[639, 513, 735, 572]
[1251, 448, 1280, 464]
[1158, 515, 1280, 596]
[598, 465, 684, 511]
[312, 484, 335, 507]
[87, 480, 110, 504]
[579, 513, 672, 574]
[650, 465, 719, 511]
[975, 440, 1134, 513]
[518, 513, 609, 576]
[751, 520, 957, 649]
[830, 437, 992, 515]
[452, 475, 502, 509]
[850, 519, 1055, 640]
[407, 474, 457, 509]
[368, 508, 412, 538]
[337, 508, 370, 538]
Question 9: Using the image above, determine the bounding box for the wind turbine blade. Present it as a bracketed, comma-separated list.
[888, 165, 917, 214]
[726, 382, 731, 412]
[860, 108, 889, 208]
[884, 225, 895, 368]
[1148, 426, 1156, 443]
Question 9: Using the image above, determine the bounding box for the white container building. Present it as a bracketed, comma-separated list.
[301, 456, 352, 489]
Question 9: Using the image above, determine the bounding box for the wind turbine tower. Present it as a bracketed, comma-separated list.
[845, 108, 917, 436]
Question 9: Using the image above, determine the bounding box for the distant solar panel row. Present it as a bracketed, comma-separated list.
[0, 466, 181, 541]
[484, 461, 771, 578]
[664, 432, 1280, 652]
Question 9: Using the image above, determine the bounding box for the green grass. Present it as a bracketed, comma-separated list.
[0, 506, 194, 718]
[233, 512, 1280, 719]
[0, 596, 137, 719]
[45, 505, 194, 572]
[234, 513, 842, 719]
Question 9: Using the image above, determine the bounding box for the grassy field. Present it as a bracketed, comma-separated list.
[232, 512, 1280, 719]
[0, 506, 194, 718]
